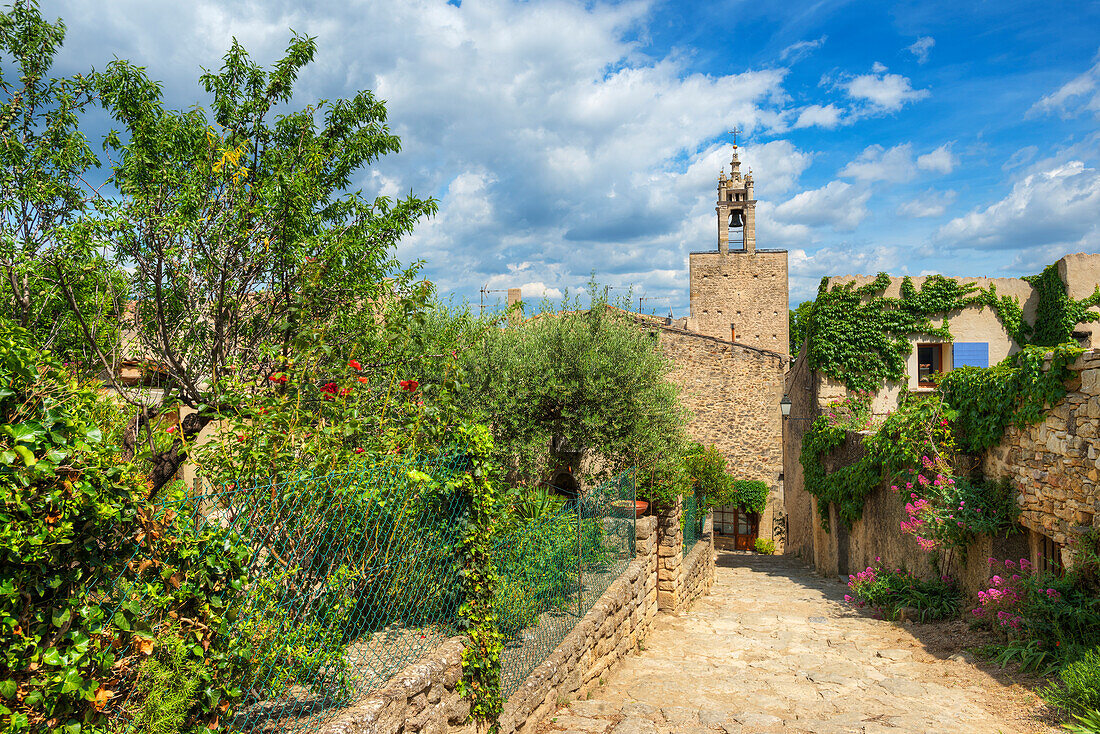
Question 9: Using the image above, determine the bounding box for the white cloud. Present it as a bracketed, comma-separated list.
[897, 189, 956, 218]
[780, 36, 827, 63]
[916, 144, 956, 174]
[841, 143, 916, 182]
[938, 160, 1100, 250]
[1029, 56, 1100, 119]
[772, 180, 871, 233]
[793, 103, 843, 129]
[840, 142, 954, 182]
[843, 64, 930, 113]
[788, 245, 903, 303]
[908, 36, 935, 64]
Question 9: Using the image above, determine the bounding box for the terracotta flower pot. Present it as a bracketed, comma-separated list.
[634, 500, 649, 518]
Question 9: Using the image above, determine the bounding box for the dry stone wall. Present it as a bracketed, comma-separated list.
[681, 512, 715, 608]
[321, 516, 693, 734]
[983, 349, 1100, 560]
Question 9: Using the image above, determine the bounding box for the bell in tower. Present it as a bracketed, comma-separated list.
[716, 143, 756, 254]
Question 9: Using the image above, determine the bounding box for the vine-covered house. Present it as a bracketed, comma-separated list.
[783, 253, 1100, 587]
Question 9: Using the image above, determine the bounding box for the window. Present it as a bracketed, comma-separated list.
[1038, 533, 1064, 577]
[917, 343, 943, 387]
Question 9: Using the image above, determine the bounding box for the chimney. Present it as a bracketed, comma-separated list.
[507, 288, 523, 325]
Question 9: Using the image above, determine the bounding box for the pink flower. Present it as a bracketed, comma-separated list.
[1019, 559, 1031, 570]
[1004, 560, 1015, 569]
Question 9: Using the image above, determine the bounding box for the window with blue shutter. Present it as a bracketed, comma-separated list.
[953, 342, 989, 369]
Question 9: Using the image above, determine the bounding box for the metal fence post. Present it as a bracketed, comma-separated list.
[576, 493, 583, 617]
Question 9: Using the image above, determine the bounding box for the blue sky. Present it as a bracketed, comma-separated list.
[44, 0, 1100, 311]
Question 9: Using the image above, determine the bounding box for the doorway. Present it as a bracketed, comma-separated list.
[714, 506, 759, 551]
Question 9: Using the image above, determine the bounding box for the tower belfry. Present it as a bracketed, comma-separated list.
[689, 142, 788, 353]
[716, 145, 756, 254]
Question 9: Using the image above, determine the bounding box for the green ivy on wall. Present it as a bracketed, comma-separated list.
[939, 343, 1083, 453]
[802, 263, 1100, 393]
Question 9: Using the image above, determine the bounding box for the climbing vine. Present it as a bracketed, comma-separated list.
[803, 262, 1100, 393]
[939, 343, 1084, 453]
[454, 424, 504, 729]
[803, 274, 984, 392]
[1023, 264, 1100, 347]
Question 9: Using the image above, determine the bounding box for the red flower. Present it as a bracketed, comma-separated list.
[237, 435, 246, 442]
[399, 380, 419, 392]
[357, 376, 369, 384]
[320, 382, 338, 395]
[269, 373, 288, 384]
[348, 359, 362, 371]
[167, 425, 178, 434]
[354, 448, 364, 454]
[339, 387, 352, 397]
[940, 419, 948, 427]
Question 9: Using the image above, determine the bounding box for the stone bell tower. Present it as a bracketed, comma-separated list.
[717, 146, 756, 254]
[688, 144, 789, 354]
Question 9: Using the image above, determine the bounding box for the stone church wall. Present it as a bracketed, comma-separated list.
[657, 326, 786, 545]
[688, 250, 788, 353]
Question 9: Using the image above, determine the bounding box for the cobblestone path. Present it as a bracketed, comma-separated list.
[541, 553, 1050, 734]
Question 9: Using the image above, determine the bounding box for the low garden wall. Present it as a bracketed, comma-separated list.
[321, 515, 684, 734]
[680, 512, 715, 609]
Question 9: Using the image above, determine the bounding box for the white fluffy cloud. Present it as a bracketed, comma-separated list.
[1030, 57, 1100, 119]
[938, 160, 1100, 250]
[840, 142, 955, 182]
[772, 180, 871, 234]
[842, 64, 930, 113]
[897, 189, 956, 218]
[793, 104, 843, 129]
[788, 245, 903, 303]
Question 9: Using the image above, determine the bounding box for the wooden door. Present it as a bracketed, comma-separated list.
[733, 510, 759, 551]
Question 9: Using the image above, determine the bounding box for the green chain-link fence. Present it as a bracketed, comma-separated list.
[494, 471, 635, 698]
[682, 489, 702, 557]
[93, 449, 473, 734]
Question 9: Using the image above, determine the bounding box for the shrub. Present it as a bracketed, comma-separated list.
[1042, 647, 1100, 719]
[753, 538, 775, 555]
[845, 563, 960, 622]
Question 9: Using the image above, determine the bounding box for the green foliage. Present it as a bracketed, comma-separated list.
[803, 273, 981, 393]
[0, 319, 251, 732]
[1042, 647, 1100, 719]
[128, 630, 203, 734]
[1024, 264, 1100, 347]
[802, 264, 1098, 393]
[753, 538, 775, 555]
[1065, 708, 1100, 734]
[978, 638, 1061, 676]
[681, 443, 731, 507]
[940, 343, 1084, 453]
[454, 424, 504, 728]
[458, 290, 685, 496]
[789, 301, 813, 356]
[729, 480, 769, 515]
[845, 564, 960, 622]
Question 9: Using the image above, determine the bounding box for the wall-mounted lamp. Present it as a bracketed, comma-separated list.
[780, 394, 792, 419]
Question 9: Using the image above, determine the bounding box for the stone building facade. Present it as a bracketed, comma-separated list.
[784, 258, 1100, 576]
[983, 349, 1100, 569]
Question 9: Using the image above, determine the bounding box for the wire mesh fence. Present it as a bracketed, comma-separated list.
[682, 489, 702, 557]
[493, 470, 636, 698]
[90, 449, 473, 734]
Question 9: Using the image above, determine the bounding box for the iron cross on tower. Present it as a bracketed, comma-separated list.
[727, 127, 742, 147]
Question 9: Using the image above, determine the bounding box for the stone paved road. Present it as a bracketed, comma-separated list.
[541, 552, 1050, 734]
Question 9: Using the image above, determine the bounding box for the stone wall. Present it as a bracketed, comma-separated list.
[657, 326, 787, 544]
[983, 349, 1100, 565]
[687, 249, 789, 354]
[782, 350, 815, 562]
[320, 638, 472, 734]
[499, 516, 660, 734]
[320, 516, 679, 734]
[681, 512, 715, 609]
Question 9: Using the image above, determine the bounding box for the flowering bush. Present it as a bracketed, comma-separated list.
[822, 391, 876, 431]
[844, 561, 960, 622]
[974, 557, 1100, 665]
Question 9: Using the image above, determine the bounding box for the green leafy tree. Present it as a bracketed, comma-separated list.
[56, 34, 436, 490]
[789, 300, 813, 356]
[0, 2, 125, 362]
